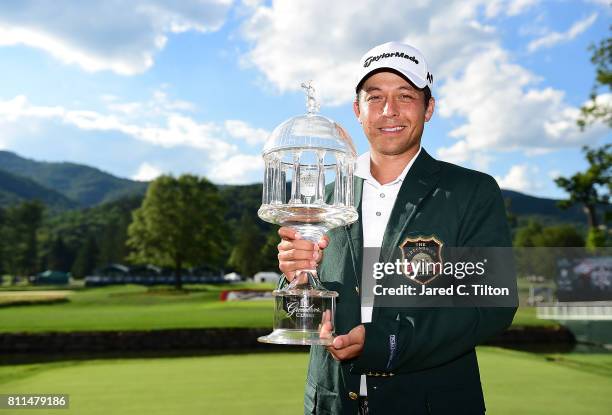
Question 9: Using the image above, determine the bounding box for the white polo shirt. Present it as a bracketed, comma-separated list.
[354, 146, 422, 396]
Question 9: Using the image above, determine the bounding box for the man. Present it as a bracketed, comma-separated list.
[277, 41, 517, 414]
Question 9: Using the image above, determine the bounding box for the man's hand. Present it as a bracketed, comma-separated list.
[320, 313, 365, 361]
[277, 227, 329, 282]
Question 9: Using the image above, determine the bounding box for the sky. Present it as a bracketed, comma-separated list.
[0, 0, 610, 199]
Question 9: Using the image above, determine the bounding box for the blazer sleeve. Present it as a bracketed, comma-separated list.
[351, 174, 518, 374]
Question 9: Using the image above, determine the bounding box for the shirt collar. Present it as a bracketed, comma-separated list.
[355, 146, 422, 185]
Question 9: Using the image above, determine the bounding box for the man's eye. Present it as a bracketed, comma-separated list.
[367, 96, 382, 102]
[400, 94, 415, 100]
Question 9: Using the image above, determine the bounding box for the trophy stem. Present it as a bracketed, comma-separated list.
[289, 224, 326, 244]
[285, 269, 327, 292]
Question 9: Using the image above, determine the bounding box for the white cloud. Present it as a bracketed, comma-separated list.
[241, 0, 265, 8]
[548, 169, 562, 180]
[208, 154, 264, 184]
[527, 13, 598, 52]
[506, 0, 540, 15]
[436, 46, 609, 165]
[239, 0, 555, 106]
[224, 119, 270, 145]
[241, 0, 505, 106]
[484, 0, 541, 17]
[495, 164, 544, 194]
[132, 162, 163, 181]
[0, 93, 237, 159]
[238, 0, 607, 170]
[0, 92, 270, 184]
[0, 0, 232, 75]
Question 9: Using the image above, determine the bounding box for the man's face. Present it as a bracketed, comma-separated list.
[353, 71, 434, 157]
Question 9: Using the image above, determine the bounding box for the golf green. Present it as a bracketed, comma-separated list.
[0, 347, 611, 414]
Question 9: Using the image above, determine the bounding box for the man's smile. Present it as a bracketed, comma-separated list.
[379, 126, 406, 133]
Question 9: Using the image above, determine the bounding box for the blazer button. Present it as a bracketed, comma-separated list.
[349, 392, 359, 400]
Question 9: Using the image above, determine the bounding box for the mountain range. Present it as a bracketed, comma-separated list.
[0, 150, 586, 224]
[0, 151, 147, 210]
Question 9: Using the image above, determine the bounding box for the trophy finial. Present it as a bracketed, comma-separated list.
[300, 80, 320, 115]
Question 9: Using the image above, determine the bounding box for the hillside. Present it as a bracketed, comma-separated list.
[0, 150, 594, 227]
[0, 169, 78, 211]
[0, 151, 147, 207]
[501, 189, 586, 224]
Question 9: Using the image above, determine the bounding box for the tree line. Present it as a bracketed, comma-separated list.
[0, 177, 280, 288]
[0, 157, 606, 289]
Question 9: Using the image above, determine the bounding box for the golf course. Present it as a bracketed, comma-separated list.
[1, 349, 612, 414]
[1, 284, 611, 414]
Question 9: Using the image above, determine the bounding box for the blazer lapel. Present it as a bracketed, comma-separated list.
[345, 176, 364, 289]
[379, 149, 441, 263]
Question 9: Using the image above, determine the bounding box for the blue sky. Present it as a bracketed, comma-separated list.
[0, 0, 609, 198]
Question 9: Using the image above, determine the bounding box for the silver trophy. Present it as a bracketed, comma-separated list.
[257, 82, 358, 345]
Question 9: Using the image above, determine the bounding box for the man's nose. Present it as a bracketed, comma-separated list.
[382, 99, 398, 117]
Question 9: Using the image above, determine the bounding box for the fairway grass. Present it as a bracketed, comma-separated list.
[0, 285, 275, 332]
[0, 347, 611, 414]
[0, 284, 553, 333]
[0, 353, 309, 415]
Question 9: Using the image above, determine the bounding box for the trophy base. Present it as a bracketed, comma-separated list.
[258, 329, 334, 346]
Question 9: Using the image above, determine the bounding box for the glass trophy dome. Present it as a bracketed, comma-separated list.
[257, 82, 358, 346]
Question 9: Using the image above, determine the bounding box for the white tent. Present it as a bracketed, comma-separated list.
[223, 272, 242, 282]
[253, 272, 280, 284]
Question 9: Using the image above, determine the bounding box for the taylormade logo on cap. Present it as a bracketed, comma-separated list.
[356, 41, 433, 92]
[363, 52, 419, 68]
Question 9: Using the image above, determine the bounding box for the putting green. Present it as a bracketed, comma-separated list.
[0, 348, 610, 414]
[480, 348, 612, 414]
[0, 353, 309, 415]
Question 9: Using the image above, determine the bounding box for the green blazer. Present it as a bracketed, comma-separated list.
[304, 149, 517, 415]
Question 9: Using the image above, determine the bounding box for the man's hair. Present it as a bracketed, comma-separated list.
[356, 68, 432, 110]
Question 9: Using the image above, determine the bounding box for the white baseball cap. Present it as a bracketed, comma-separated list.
[355, 41, 433, 92]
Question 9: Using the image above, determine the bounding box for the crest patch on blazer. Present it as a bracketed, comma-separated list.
[400, 235, 444, 284]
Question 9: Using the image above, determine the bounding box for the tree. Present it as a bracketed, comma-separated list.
[586, 227, 607, 249]
[560, 29, 612, 247]
[71, 235, 99, 278]
[3, 201, 45, 276]
[577, 28, 611, 130]
[259, 227, 281, 272]
[504, 197, 518, 229]
[554, 144, 611, 231]
[98, 215, 129, 265]
[514, 221, 585, 280]
[227, 214, 266, 277]
[127, 175, 226, 289]
[512, 221, 584, 247]
[513, 220, 543, 247]
[532, 225, 585, 248]
[18, 201, 44, 276]
[0, 207, 5, 276]
[46, 236, 74, 272]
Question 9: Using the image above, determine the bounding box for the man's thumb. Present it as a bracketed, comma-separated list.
[333, 335, 345, 349]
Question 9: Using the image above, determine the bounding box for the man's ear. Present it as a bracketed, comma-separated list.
[353, 99, 361, 122]
[424, 96, 435, 122]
